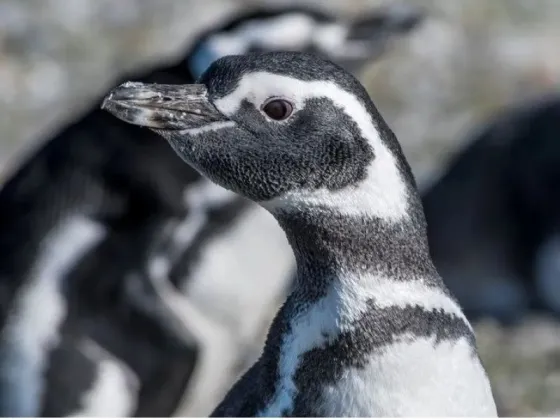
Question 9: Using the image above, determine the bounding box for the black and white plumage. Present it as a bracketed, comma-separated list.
[103, 51, 496, 417]
[187, 3, 424, 78]
[0, 4, 424, 417]
[422, 94, 560, 324]
[0, 92, 200, 417]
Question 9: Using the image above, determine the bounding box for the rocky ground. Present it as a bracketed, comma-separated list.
[1, 0, 560, 416]
[476, 317, 560, 416]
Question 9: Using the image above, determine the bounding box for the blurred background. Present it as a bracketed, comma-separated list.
[2, 0, 560, 417]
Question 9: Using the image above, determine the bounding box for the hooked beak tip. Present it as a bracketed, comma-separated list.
[100, 95, 114, 112]
[101, 81, 146, 109]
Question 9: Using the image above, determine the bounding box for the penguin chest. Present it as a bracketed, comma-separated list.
[318, 336, 497, 417]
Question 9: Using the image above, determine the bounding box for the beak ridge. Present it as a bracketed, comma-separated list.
[102, 82, 226, 130]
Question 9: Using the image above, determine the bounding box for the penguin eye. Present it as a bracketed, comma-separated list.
[262, 99, 293, 121]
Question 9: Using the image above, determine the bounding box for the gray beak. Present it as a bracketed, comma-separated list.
[101, 82, 227, 130]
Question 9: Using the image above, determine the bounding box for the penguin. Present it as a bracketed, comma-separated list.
[102, 51, 497, 417]
[0, 4, 425, 417]
[41, 335, 139, 417]
[185, 2, 424, 79]
[422, 93, 560, 324]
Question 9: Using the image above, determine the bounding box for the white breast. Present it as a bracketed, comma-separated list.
[258, 273, 496, 417]
[184, 203, 294, 345]
[320, 335, 497, 417]
[180, 204, 294, 416]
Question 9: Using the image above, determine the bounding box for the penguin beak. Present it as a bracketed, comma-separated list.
[102, 82, 227, 130]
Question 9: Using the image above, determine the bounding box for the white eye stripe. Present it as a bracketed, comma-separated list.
[215, 71, 409, 221]
[214, 72, 374, 142]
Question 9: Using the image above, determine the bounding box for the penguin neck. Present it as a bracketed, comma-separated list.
[252, 201, 475, 417]
[272, 203, 440, 299]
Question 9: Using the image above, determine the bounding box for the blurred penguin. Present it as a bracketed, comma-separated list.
[0, 3, 424, 416]
[422, 93, 560, 324]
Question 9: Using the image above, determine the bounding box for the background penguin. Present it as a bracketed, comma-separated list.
[422, 93, 560, 324]
[0, 3, 425, 417]
[102, 50, 496, 417]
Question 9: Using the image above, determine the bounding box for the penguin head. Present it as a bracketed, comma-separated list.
[103, 52, 413, 221]
[186, 4, 425, 79]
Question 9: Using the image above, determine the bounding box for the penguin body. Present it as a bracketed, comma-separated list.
[422, 94, 560, 323]
[103, 51, 496, 417]
[0, 5, 424, 416]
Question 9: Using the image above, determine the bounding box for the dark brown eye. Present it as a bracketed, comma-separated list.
[262, 99, 293, 120]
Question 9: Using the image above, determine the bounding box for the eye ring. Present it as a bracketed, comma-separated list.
[262, 99, 293, 121]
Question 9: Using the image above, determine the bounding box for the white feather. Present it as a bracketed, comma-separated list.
[184, 204, 293, 343]
[321, 335, 497, 417]
[0, 216, 105, 415]
[70, 340, 138, 417]
[213, 72, 409, 222]
[146, 272, 238, 418]
[205, 14, 349, 57]
[182, 121, 236, 136]
[259, 274, 482, 416]
[148, 178, 238, 281]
